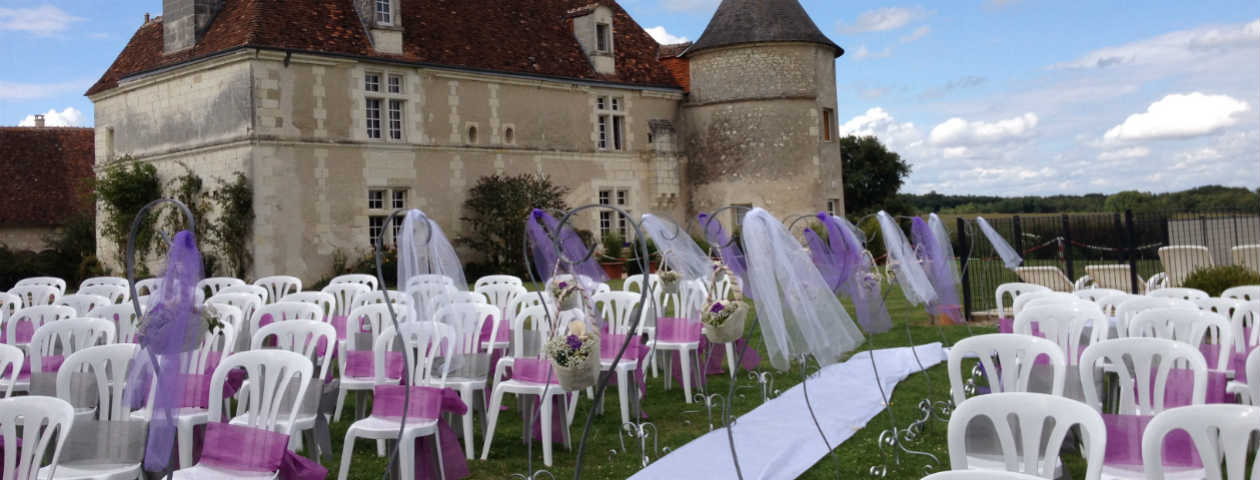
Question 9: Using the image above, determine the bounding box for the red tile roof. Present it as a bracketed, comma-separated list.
[658, 42, 691, 92]
[0, 127, 95, 227]
[88, 0, 681, 96]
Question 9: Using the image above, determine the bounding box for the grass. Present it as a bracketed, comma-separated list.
[320, 283, 1025, 479]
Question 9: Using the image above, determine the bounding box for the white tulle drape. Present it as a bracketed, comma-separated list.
[928, 214, 962, 282]
[742, 208, 865, 371]
[976, 216, 1023, 270]
[398, 209, 468, 292]
[877, 211, 937, 306]
[641, 214, 712, 282]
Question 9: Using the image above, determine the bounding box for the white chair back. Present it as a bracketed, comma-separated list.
[78, 285, 129, 304]
[1096, 292, 1134, 318]
[1230, 300, 1259, 354]
[252, 320, 337, 380]
[594, 291, 642, 336]
[322, 283, 371, 317]
[253, 275, 302, 304]
[0, 293, 20, 322]
[197, 277, 245, 300]
[475, 284, 526, 319]
[330, 274, 379, 291]
[430, 291, 484, 319]
[435, 303, 498, 355]
[663, 279, 707, 320]
[0, 344, 23, 397]
[1147, 287, 1208, 302]
[1221, 285, 1260, 302]
[79, 276, 128, 291]
[280, 291, 336, 323]
[202, 303, 243, 356]
[1140, 404, 1260, 480]
[218, 284, 269, 305]
[15, 277, 66, 296]
[405, 274, 454, 290]
[5, 305, 76, 346]
[1073, 288, 1127, 304]
[88, 303, 142, 344]
[350, 290, 413, 311]
[1115, 296, 1195, 338]
[995, 282, 1050, 319]
[0, 396, 75, 480]
[29, 318, 116, 373]
[408, 283, 455, 321]
[1012, 291, 1077, 317]
[1247, 349, 1259, 405]
[947, 392, 1105, 480]
[1014, 303, 1108, 366]
[57, 343, 141, 420]
[503, 291, 552, 329]
[473, 275, 523, 289]
[208, 350, 313, 433]
[1080, 338, 1207, 415]
[342, 304, 410, 353]
[1194, 297, 1241, 319]
[8, 284, 59, 307]
[947, 334, 1066, 405]
[375, 324, 454, 387]
[1157, 245, 1213, 288]
[510, 305, 558, 359]
[1131, 308, 1232, 370]
[134, 278, 161, 298]
[55, 293, 111, 317]
[248, 301, 323, 342]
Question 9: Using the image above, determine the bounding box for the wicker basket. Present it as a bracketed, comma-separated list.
[702, 301, 748, 344]
[553, 340, 600, 391]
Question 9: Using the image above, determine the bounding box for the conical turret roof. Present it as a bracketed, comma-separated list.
[684, 0, 842, 57]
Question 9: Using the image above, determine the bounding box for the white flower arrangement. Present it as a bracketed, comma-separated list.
[545, 321, 598, 368]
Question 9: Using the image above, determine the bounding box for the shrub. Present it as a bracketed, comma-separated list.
[208, 173, 254, 279]
[1181, 265, 1260, 297]
[457, 174, 569, 277]
[601, 232, 625, 260]
[96, 159, 162, 266]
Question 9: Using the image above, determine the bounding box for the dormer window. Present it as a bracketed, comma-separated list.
[375, 0, 392, 25]
[596, 23, 611, 53]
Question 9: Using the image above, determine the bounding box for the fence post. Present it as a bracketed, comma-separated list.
[958, 217, 972, 321]
[1013, 215, 1025, 259]
[1062, 214, 1075, 284]
[1125, 209, 1140, 293]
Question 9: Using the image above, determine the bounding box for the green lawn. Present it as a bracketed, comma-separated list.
[320, 284, 1035, 479]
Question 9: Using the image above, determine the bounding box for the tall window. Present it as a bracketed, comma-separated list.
[821, 108, 834, 141]
[375, 0, 392, 24]
[367, 187, 408, 245]
[826, 198, 841, 216]
[596, 95, 625, 151]
[598, 188, 630, 237]
[732, 203, 753, 230]
[596, 23, 611, 53]
[365, 72, 405, 141]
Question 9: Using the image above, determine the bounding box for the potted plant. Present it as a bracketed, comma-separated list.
[600, 233, 626, 279]
[546, 319, 600, 391]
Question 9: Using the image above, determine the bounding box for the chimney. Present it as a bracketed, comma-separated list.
[144, 12, 150, 24]
[34, 115, 45, 128]
[163, 0, 224, 54]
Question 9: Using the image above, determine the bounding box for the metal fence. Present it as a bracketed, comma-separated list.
[953, 210, 1260, 318]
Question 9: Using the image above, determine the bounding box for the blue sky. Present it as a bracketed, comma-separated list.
[2, 0, 1258, 196]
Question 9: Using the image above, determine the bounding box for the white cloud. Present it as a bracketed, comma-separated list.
[942, 146, 969, 158]
[0, 5, 84, 36]
[1053, 18, 1260, 69]
[19, 107, 85, 127]
[899, 25, 931, 44]
[1097, 146, 1150, 161]
[1103, 92, 1249, 142]
[929, 113, 1039, 146]
[838, 7, 929, 34]
[838, 107, 924, 149]
[852, 44, 892, 60]
[0, 79, 93, 101]
[644, 26, 688, 45]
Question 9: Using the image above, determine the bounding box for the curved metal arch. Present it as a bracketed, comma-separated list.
[368, 207, 421, 480]
[125, 198, 196, 316]
[701, 205, 755, 251]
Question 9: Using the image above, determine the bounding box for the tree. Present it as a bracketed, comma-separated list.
[840, 135, 911, 215]
[458, 174, 570, 277]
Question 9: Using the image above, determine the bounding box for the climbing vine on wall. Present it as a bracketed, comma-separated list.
[208, 173, 253, 279]
[95, 157, 162, 268]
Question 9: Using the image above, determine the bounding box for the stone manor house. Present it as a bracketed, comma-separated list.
[88, 0, 846, 281]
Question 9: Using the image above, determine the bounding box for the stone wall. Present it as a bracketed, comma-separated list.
[688, 43, 819, 105]
[0, 227, 54, 252]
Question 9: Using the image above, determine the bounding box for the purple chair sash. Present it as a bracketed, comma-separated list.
[478, 316, 510, 345]
[199, 422, 288, 472]
[998, 317, 1043, 337]
[1141, 368, 1228, 407]
[1102, 413, 1201, 468]
[371, 385, 444, 420]
[657, 317, 701, 343]
[344, 351, 405, 379]
[371, 385, 470, 480]
[331, 314, 376, 341]
[601, 334, 650, 402]
[178, 370, 246, 409]
[0, 321, 35, 344]
[17, 354, 64, 380]
[511, 358, 560, 385]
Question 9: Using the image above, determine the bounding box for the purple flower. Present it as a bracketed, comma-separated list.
[709, 302, 725, 314]
[565, 334, 583, 351]
[558, 281, 568, 289]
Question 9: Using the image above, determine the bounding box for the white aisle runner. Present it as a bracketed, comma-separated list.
[629, 342, 947, 480]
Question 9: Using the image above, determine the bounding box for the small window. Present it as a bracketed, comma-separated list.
[732, 203, 753, 229]
[597, 116, 608, 150]
[392, 190, 406, 209]
[388, 100, 403, 140]
[375, 0, 392, 25]
[365, 73, 381, 92]
[596, 96, 607, 110]
[598, 188, 630, 237]
[504, 127, 515, 144]
[368, 189, 385, 209]
[467, 125, 478, 144]
[387, 75, 403, 94]
[596, 23, 611, 53]
[647, 131, 654, 144]
[610, 97, 621, 111]
[821, 108, 834, 142]
[369, 215, 387, 245]
[826, 199, 841, 216]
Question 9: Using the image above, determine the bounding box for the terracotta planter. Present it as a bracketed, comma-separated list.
[648, 260, 660, 273]
[601, 261, 625, 279]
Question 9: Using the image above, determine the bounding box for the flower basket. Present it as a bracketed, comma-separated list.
[702, 300, 748, 344]
[659, 270, 681, 294]
[552, 340, 600, 391]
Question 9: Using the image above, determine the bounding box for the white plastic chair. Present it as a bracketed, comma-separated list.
[253, 276, 302, 304]
[624, 274, 664, 376]
[29, 318, 117, 375]
[87, 304, 141, 344]
[0, 396, 76, 480]
[1085, 264, 1146, 294]
[1097, 293, 1135, 319]
[405, 274, 454, 291]
[338, 325, 449, 480]
[1140, 404, 1260, 480]
[408, 283, 455, 323]
[0, 292, 21, 322]
[54, 294, 111, 318]
[428, 292, 484, 322]
[333, 303, 409, 421]
[1015, 266, 1075, 292]
[1012, 291, 1079, 318]
[4, 305, 76, 348]
[280, 291, 336, 323]
[1156, 246, 1213, 289]
[77, 285, 129, 305]
[196, 277, 245, 300]
[207, 292, 263, 352]
[995, 283, 1051, 320]
[9, 284, 60, 307]
[78, 277, 128, 291]
[330, 274, 378, 291]
[1229, 301, 1259, 361]
[15, 277, 67, 297]
[174, 350, 312, 479]
[654, 281, 707, 403]
[1194, 297, 1240, 320]
[1221, 285, 1260, 302]
[1074, 288, 1128, 304]
[1080, 338, 1207, 416]
[1115, 297, 1196, 339]
[350, 290, 413, 311]
[923, 471, 1046, 480]
[1147, 288, 1208, 302]
[218, 284, 269, 305]
[946, 392, 1105, 479]
[1014, 303, 1109, 401]
[0, 343, 22, 397]
[481, 321, 579, 468]
[474, 284, 524, 350]
[250, 320, 335, 453]
[321, 283, 370, 320]
[1232, 245, 1260, 274]
[947, 334, 1067, 405]
[248, 302, 323, 346]
[1130, 308, 1232, 372]
[431, 303, 501, 459]
[473, 275, 523, 290]
[41, 343, 143, 480]
[133, 278, 161, 298]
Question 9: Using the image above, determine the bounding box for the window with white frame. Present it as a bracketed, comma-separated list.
[365, 72, 405, 141]
[375, 0, 392, 25]
[596, 95, 625, 151]
[826, 198, 841, 216]
[598, 188, 630, 238]
[367, 187, 408, 245]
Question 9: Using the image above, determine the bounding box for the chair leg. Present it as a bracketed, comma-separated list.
[433, 430, 446, 480]
[399, 435, 415, 480]
[616, 367, 630, 426]
[334, 387, 347, 421]
[680, 350, 693, 403]
[459, 386, 475, 460]
[540, 394, 553, 467]
[725, 342, 737, 378]
[662, 352, 673, 391]
[337, 432, 356, 480]
[178, 421, 194, 468]
[377, 439, 386, 457]
[480, 387, 505, 460]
